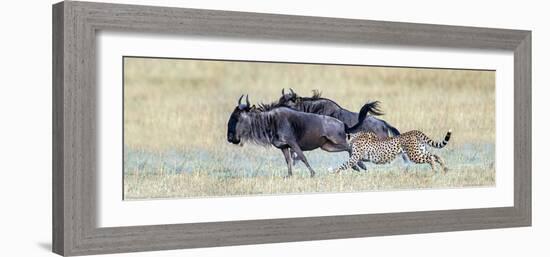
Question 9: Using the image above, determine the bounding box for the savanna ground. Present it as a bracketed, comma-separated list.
[123, 57, 495, 200]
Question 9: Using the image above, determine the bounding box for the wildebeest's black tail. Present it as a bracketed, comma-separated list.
[345, 101, 383, 133]
[382, 120, 401, 136]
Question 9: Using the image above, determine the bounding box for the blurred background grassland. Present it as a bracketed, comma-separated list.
[123, 57, 495, 199]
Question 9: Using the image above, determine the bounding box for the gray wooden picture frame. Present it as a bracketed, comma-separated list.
[52, 1, 531, 256]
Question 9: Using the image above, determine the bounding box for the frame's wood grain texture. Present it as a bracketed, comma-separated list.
[52, 2, 65, 255]
[52, 1, 532, 256]
[514, 32, 532, 224]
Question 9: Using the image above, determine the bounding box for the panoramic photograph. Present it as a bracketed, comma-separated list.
[123, 57, 495, 200]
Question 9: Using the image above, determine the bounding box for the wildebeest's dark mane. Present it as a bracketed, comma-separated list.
[256, 102, 290, 112]
[242, 102, 318, 146]
[296, 90, 345, 109]
[294, 89, 323, 101]
[311, 89, 322, 99]
[238, 110, 276, 146]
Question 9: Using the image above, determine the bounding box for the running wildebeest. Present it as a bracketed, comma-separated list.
[277, 88, 410, 166]
[278, 88, 400, 136]
[227, 95, 379, 177]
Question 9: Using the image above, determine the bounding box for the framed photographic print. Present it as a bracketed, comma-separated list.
[52, 1, 531, 256]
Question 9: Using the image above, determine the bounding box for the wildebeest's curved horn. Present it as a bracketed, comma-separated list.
[238, 94, 244, 105]
[289, 88, 295, 95]
[282, 88, 285, 95]
[246, 94, 250, 107]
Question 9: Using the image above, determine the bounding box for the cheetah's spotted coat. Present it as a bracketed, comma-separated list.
[335, 130, 452, 173]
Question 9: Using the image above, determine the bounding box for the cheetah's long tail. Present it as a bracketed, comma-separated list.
[426, 129, 452, 148]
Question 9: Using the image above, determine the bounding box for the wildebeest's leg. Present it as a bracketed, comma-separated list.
[288, 143, 316, 177]
[281, 148, 293, 177]
[401, 153, 411, 165]
[402, 152, 412, 172]
[356, 161, 367, 170]
[289, 150, 300, 166]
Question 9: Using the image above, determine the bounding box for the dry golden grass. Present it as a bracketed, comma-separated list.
[125, 166, 495, 199]
[123, 57, 495, 200]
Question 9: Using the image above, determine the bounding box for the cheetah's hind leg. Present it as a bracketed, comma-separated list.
[428, 155, 438, 173]
[433, 154, 448, 173]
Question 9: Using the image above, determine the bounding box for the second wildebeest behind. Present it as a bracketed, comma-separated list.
[278, 89, 410, 166]
[227, 95, 379, 177]
[279, 89, 400, 136]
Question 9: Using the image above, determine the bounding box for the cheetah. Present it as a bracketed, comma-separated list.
[335, 129, 452, 173]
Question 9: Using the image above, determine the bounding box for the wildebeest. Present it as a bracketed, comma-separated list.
[278, 89, 400, 136]
[277, 89, 410, 166]
[227, 95, 379, 177]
